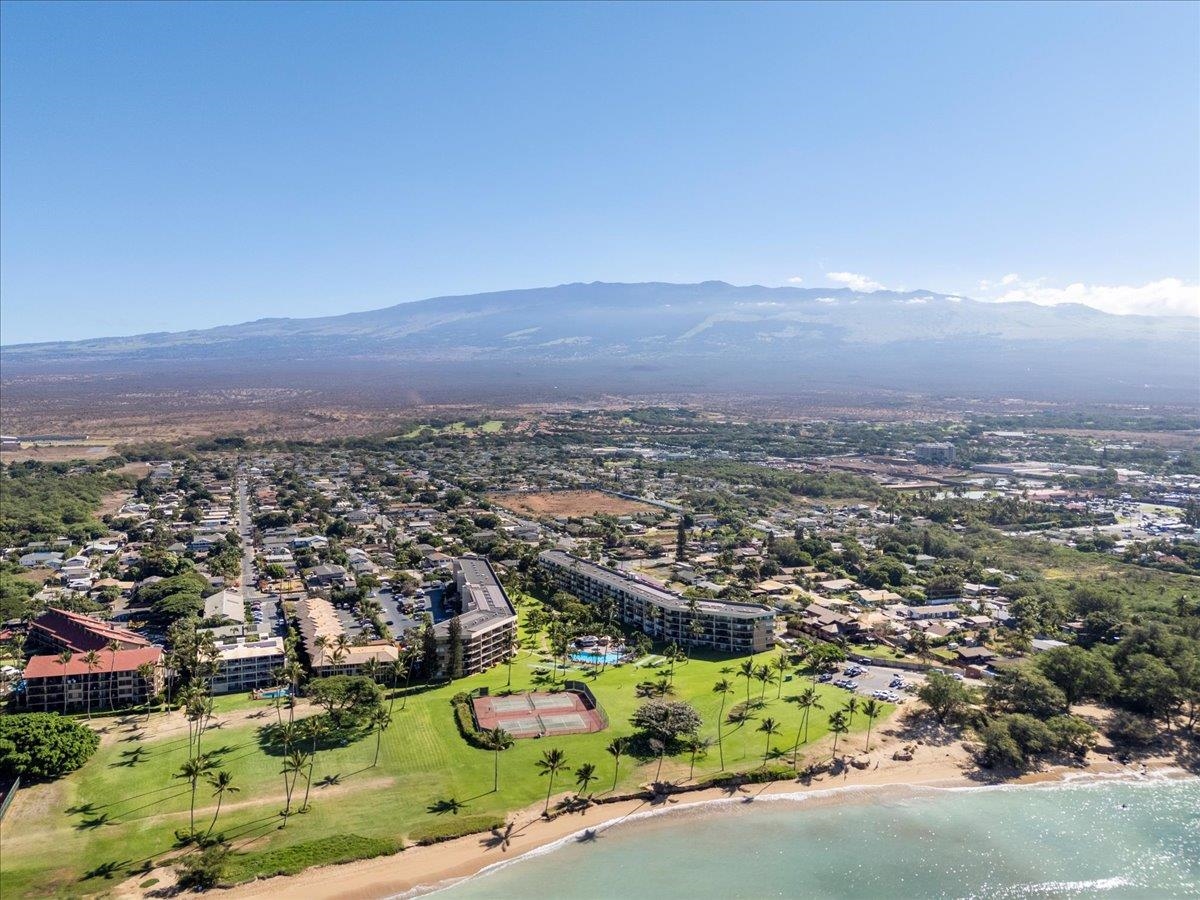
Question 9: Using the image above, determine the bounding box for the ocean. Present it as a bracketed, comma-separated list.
[432, 775, 1199, 899]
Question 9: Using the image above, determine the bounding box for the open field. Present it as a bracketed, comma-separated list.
[0, 627, 881, 898]
[489, 490, 658, 519]
[0, 443, 114, 463]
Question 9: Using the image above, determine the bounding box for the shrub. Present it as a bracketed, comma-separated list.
[223, 834, 400, 883]
[407, 815, 503, 846]
[450, 692, 493, 750]
[176, 844, 230, 890]
[0, 713, 100, 780]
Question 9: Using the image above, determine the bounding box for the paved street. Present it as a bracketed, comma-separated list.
[237, 469, 284, 637]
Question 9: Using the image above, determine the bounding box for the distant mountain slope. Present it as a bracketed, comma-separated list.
[3, 281, 1197, 402]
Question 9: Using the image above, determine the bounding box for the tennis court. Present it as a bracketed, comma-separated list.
[472, 690, 606, 739]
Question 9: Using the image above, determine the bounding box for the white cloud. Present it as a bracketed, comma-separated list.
[984, 275, 1199, 317]
[787, 276, 804, 284]
[826, 271, 885, 292]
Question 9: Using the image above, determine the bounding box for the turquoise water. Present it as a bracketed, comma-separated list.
[434, 776, 1199, 899]
[569, 650, 623, 665]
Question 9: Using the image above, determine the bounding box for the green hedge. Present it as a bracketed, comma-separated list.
[450, 692, 493, 750]
[223, 834, 401, 883]
[407, 814, 504, 846]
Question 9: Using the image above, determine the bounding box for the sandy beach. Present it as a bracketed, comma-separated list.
[116, 721, 1181, 900]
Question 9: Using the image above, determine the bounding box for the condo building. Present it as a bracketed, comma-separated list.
[538, 550, 775, 654]
[435, 556, 518, 676]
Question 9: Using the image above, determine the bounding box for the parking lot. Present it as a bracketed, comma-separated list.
[821, 661, 927, 704]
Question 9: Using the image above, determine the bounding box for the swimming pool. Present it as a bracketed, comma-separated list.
[570, 649, 624, 665]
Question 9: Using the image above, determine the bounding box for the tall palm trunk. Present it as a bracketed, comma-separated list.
[717, 694, 727, 769]
[189, 777, 198, 836]
[206, 792, 224, 838]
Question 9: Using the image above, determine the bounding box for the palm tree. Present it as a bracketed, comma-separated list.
[57, 650, 73, 714]
[402, 646, 419, 709]
[175, 755, 212, 839]
[788, 687, 823, 767]
[280, 749, 309, 823]
[299, 716, 326, 812]
[388, 657, 407, 714]
[136, 662, 156, 719]
[282, 659, 304, 725]
[861, 698, 882, 752]
[684, 735, 711, 781]
[574, 762, 598, 798]
[369, 707, 391, 767]
[755, 664, 772, 702]
[712, 678, 733, 770]
[605, 737, 627, 791]
[105, 638, 121, 710]
[737, 659, 756, 706]
[82, 650, 101, 718]
[828, 710, 849, 758]
[536, 748, 568, 813]
[505, 643, 518, 686]
[757, 717, 780, 763]
[843, 696, 859, 731]
[204, 770, 239, 839]
[771, 654, 789, 698]
[313, 634, 330, 670]
[487, 727, 514, 792]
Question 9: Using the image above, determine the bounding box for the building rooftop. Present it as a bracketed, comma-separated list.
[540, 550, 775, 619]
[30, 607, 153, 653]
[25, 646, 162, 679]
[217, 637, 286, 661]
[437, 556, 517, 638]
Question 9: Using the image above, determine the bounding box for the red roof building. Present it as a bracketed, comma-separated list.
[23, 646, 163, 712]
[28, 607, 151, 654]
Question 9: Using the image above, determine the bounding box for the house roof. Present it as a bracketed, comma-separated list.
[30, 607, 152, 653]
[24, 646, 162, 679]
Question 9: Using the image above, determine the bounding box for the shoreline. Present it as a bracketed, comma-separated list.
[180, 743, 1188, 900]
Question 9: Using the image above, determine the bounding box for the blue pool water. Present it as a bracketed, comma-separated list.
[569, 650, 623, 665]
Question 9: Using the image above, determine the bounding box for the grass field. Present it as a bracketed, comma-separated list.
[0, 614, 885, 897]
[401, 420, 504, 439]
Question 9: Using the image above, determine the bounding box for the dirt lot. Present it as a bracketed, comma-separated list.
[489, 489, 657, 518]
[0, 443, 114, 463]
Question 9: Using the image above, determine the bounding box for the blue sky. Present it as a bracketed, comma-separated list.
[2, 1, 1197, 343]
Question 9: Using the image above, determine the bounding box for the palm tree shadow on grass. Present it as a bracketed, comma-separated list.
[316, 773, 342, 788]
[82, 859, 131, 881]
[77, 812, 115, 830]
[427, 797, 467, 815]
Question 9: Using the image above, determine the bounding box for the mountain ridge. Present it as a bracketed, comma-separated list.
[2, 281, 1196, 403]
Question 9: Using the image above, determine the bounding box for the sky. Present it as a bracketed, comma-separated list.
[1, 1, 1198, 344]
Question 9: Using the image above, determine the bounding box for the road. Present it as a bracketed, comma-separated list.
[236, 469, 283, 637]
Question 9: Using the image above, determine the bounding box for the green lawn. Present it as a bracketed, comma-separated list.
[1, 633, 886, 897]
